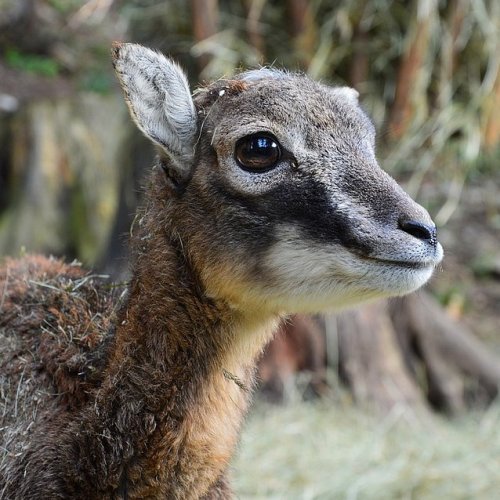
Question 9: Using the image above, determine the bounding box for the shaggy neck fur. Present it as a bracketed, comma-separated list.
[6, 173, 278, 500]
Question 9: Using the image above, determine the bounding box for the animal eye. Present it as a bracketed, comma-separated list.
[234, 134, 281, 172]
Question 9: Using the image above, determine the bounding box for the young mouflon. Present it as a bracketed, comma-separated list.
[0, 43, 443, 499]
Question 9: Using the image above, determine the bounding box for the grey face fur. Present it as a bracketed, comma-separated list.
[113, 43, 443, 313]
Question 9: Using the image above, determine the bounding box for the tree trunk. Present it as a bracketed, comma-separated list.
[0, 94, 130, 265]
[336, 301, 428, 414]
[257, 293, 500, 415]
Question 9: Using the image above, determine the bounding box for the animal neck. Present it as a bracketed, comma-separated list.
[109, 201, 275, 381]
[76, 201, 278, 497]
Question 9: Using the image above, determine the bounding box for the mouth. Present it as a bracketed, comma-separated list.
[354, 240, 444, 271]
[359, 254, 437, 270]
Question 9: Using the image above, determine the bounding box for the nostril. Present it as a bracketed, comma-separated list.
[399, 219, 437, 246]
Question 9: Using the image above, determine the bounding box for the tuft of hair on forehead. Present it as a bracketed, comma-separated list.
[193, 67, 292, 111]
[224, 80, 249, 93]
[193, 78, 249, 111]
[235, 67, 290, 83]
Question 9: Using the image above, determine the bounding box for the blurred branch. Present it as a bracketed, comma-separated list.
[190, 0, 219, 73]
[243, 0, 266, 60]
[435, 168, 467, 227]
[483, 68, 500, 150]
[285, 0, 317, 70]
[394, 293, 500, 401]
[387, 0, 437, 141]
[437, 0, 468, 108]
[348, 1, 369, 90]
[68, 0, 115, 29]
[0, 0, 34, 29]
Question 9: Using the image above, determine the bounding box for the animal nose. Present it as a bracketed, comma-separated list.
[399, 219, 437, 246]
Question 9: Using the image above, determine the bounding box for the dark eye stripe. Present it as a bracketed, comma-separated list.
[235, 133, 282, 172]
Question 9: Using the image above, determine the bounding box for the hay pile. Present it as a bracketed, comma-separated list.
[233, 400, 500, 499]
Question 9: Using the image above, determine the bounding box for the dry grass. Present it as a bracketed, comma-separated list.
[232, 400, 500, 499]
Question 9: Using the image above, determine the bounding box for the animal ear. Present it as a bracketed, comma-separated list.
[112, 43, 197, 186]
[332, 86, 360, 105]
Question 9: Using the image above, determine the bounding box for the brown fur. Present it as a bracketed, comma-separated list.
[0, 256, 115, 408]
[1, 43, 442, 498]
[0, 173, 278, 499]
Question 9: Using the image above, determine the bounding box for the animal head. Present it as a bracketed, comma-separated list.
[112, 43, 443, 313]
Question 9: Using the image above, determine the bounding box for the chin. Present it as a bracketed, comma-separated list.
[259, 236, 443, 313]
[291, 261, 438, 312]
[370, 263, 438, 297]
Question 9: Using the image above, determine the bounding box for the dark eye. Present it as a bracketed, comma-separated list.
[234, 134, 281, 172]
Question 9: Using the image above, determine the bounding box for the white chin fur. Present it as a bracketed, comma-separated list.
[259, 226, 440, 313]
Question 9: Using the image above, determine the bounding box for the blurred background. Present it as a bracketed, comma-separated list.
[0, 0, 499, 497]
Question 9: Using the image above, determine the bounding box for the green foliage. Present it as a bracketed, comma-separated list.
[435, 286, 468, 311]
[46, 0, 81, 14]
[472, 254, 500, 279]
[5, 48, 59, 77]
[79, 69, 114, 94]
[69, 182, 97, 265]
[467, 145, 500, 180]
